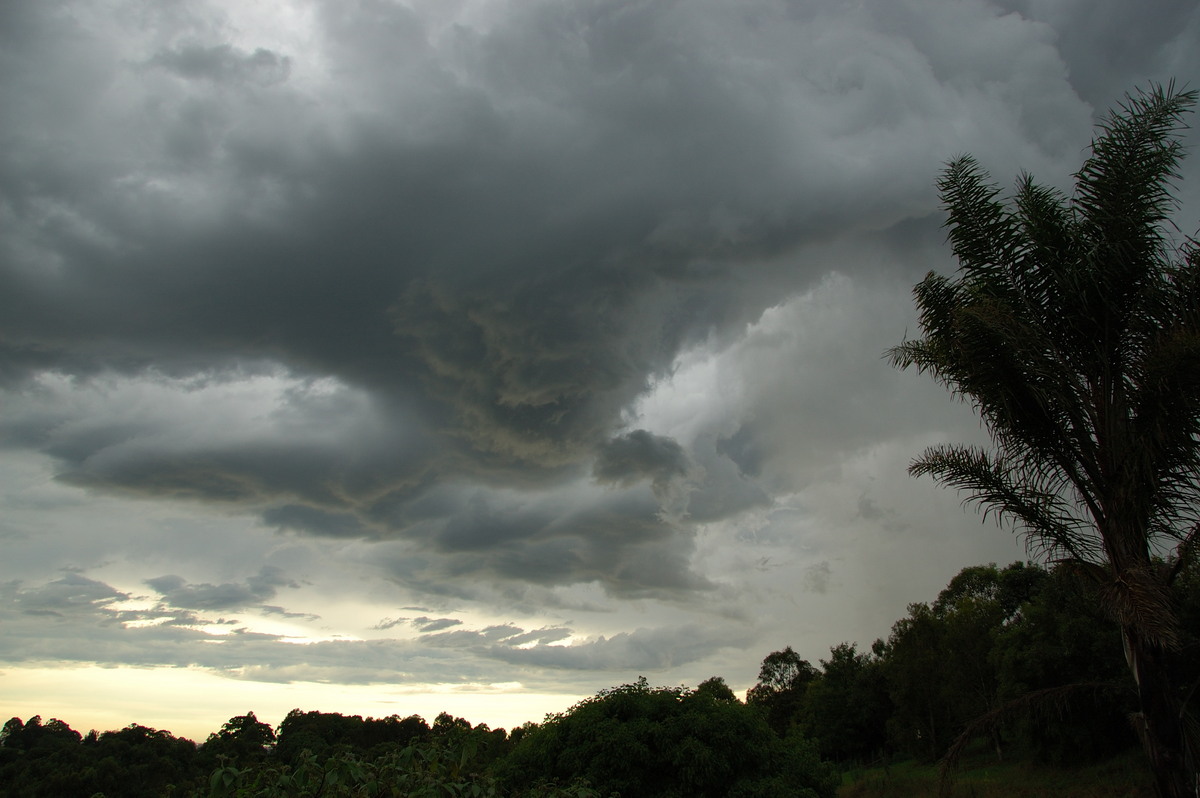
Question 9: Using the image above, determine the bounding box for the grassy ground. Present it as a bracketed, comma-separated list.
[838, 749, 1155, 798]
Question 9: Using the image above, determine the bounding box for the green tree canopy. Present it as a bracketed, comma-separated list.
[801, 642, 891, 764]
[745, 646, 820, 735]
[497, 677, 836, 798]
[202, 711, 277, 766]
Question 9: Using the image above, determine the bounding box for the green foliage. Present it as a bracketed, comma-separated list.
[992, 565, 1135, 764]
[497, 677, 837, 798]
[0, 716, 202, 798]
[207, 737, 601, 798]
[879, 601, 956, 760]
[874, 561, 1144, 766]
[208, 741, 489, 797]
[801, 643, 890, 764]
[0, 716, 93, 798]
[840, 748, 1155, 798]
[745, 646, 820, 735]
[695, 675, 738, 702]
[201, 712, 277, 767]
[878, 564, 1030, 762]
[275, 709, 432, 764]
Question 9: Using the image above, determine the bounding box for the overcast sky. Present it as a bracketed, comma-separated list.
[2, 0, 1198, 741]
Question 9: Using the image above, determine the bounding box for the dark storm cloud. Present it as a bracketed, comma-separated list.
[6, 573, 128, 618]
[414, 617, 463, 633]
[145, 565, 297, 611]
[263, 504, 374, 539]
[993, 0, 1200, 107]
[2, 0, 1184, 605]
[260, 604, 320, 621]
[148, 44, 291, 86]
[593, 430, 691, 492]
[368, 487, 715, 600]
[715, 425, 764, 479]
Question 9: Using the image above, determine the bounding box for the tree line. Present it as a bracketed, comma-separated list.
[0, 678, 836, 797]
[4, 556, 1195, 796]
[744, 558, 1200, 772]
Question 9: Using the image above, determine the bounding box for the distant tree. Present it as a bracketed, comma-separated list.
[361, 713, 432, 756]
[935, 561, 1046, 620]
[879, 601, 953, 759]
[88, 724, 201, 797]
[877, 563, 1046, 761]
[498, 677, 837, 798]
[889, 83, 1200, 796]
[0, 717, 23, 749]
[992, 565, 1136, 764]
[801, 643, 891, 764]
[0, 716, 92, 798]
[0, 715, 81, 751]
[275, 710, 433, 764]
[935, 565, 1037, 761]
[202, 711, 276, 766]
[746, 646, 819, 735]
[696, 675, 738, 702]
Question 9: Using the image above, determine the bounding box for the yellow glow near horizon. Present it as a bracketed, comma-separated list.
[0, 664, 585, 743]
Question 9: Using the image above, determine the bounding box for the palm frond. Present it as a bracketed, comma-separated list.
[1075, 83, 1195, 234]
[910, 444, 1096, 561]
[938, 157, 1023, 284]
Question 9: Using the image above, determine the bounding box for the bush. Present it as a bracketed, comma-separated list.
[495, 677, 837, 798]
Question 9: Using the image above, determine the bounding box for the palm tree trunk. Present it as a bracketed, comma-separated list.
[1122, 626, 1195, 798]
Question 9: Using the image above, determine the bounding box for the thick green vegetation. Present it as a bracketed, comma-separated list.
[750, 558, 1200, 789]
[494, 677, 837, 798]
[839, 748, 1154, 798]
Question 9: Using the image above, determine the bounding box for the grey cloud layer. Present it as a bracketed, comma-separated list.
[145, 566, 298, 611]
[0, 572, 738, 689]
[2, 0, 1196, 609]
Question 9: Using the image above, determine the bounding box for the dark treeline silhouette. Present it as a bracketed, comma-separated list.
[5, 558, 1194, 796]
[0, 690, 835, 797]
[747, 559, 1200, 771]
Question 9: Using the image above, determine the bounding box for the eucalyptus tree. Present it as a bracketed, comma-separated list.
[746, 646, 820, 735]
[889, 84, 1200, 796]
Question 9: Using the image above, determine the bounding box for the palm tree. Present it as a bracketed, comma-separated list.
[889, 83, 1200, 796]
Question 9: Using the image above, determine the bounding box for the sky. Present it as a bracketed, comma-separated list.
[2, 0, 1198, 743]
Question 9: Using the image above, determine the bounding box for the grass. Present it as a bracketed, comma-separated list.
[838, 748, 1155, 798]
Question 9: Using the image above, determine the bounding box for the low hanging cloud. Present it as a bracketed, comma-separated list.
[145, 566, 299, 611]
[593, 430, 692, 491]
[489, 623, 757, 672]
[6, 573, 129, 619]
[147, 43, 291, 86]
[0, 571, 740, 688]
